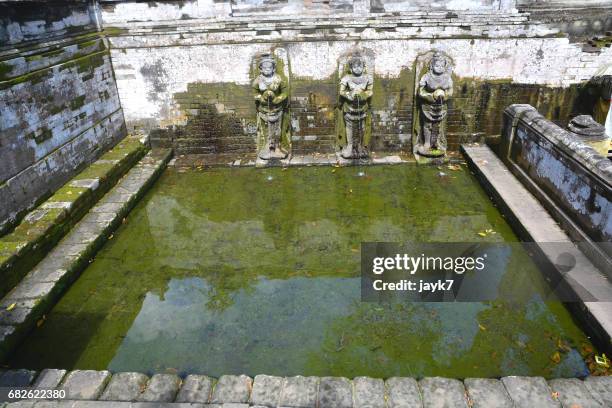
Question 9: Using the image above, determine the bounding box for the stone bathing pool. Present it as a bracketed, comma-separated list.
[8, 164, 597, 379]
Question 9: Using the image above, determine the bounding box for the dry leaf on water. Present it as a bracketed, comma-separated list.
[551, 352, 561, 364]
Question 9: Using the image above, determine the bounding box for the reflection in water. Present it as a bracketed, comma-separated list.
[9, 166, 594, 378]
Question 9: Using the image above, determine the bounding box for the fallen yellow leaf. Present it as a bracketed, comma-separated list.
[6, 303, 16, 311]
[551, 351, 561, 364]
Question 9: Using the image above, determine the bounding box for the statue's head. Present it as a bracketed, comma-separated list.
[430, 52, 449, 76]
[349, 55, 365, 76]
[259, 55, 276, 77]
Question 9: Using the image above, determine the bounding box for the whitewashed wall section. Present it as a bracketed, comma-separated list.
[109, 37, 612, 126]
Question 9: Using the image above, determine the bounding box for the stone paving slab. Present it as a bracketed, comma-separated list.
[548, 378, 603, 408]
[0, 370, 610, 407]
[250, 375, 282, 407]
[386, 377, 422, 408]
[60, 370, 111, 400]
[32, 369, 67, 389]
[278, 376, 317, 408]
[138, 374, 181, 403]
[0, 149, 172, 362]
[100, 372, 149, 401]
[353, 377, 384, 408]
[419, 377, 468, 408]
[210, 376, 252, 404]
[583, 376, 612, 406]
[317, 377, 352, 408]
[464, 378, 512, 408]
[501, 376, 560, 408]
[175, 375, 214, 404]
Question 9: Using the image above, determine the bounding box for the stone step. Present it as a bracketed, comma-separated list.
[0, 149, 173, 362]
[0, 370, 610, 407]
[0, 136, 148, 300]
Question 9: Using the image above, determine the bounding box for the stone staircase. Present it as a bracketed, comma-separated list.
[0, 137, 147, 300]
[0, 147, 173, 362]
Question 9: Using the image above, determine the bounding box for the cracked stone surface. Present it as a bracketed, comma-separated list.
[100, 372, 149, 401]
[250, 375, 283, 407]
[60, 370, 111, 400]
[175, 375, 214, 403]
[211, 375, 253, 404]
[419, 377, 468, 408]
[549, 378, 603, 408]
[464, 378, 512, 408]
[32, 369, 67, 389]
[353, 377, 385, 408]
[501, 376, 560, 408]
[278, 376, 318, 408]
[138, 374, 181, 402]
[318, 377, 352, 408]
[386, 377, 422, 408]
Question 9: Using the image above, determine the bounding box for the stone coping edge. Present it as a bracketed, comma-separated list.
[0, 149, 173, 362]
[462, 144, 612, 354]
[0, 136, 148, 299]
[0, 369, 610, 407]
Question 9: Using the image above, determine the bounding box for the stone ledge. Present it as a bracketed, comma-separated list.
[0, 149, 172, 362]
[0, 370, 610, 407]
[0, 136, 147, 300]
[461, 144, 612, 354]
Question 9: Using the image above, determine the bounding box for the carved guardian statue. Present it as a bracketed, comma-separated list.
[337, 54, 373, 159]
[252, 54, 290, 160]
[415, 52, 453, 158]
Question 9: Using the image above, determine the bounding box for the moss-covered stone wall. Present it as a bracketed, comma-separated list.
[150, 68, 583, 157]
[0, 2, 127, 234]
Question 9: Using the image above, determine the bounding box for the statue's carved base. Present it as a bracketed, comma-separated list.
[415, 144, 446, 158]
[335, 152, 371, 166]
[340, 114, 369, 159]
[255, 155, 290, 168]
[258, 145, 288, 161]
[340, 145, 368, 160]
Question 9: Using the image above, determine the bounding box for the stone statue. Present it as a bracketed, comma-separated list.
[415, 52, 453, 158]
[252, 54, 290, 160]
[337, 54, 373, 159]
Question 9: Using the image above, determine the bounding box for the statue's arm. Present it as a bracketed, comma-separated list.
[252, 80, 263, 102]
[273, 78, 288, 104]
[339, 77, 353, 101]
[419, 81, 436, 103]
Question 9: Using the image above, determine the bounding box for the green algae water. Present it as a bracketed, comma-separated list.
[9, 165, 594, 378]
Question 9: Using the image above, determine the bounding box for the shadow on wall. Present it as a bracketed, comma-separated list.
[149, 77, 586, 157]
[150, 82, 257, 156]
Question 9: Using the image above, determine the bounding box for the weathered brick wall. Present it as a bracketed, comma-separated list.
[98, 1, 611, 157]
[0, 2, 127, 233]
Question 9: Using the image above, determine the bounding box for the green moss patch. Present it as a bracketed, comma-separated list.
[0, 136, 148, 299]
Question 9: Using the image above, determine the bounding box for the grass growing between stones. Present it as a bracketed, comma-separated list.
[8, 165, 596, 378]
